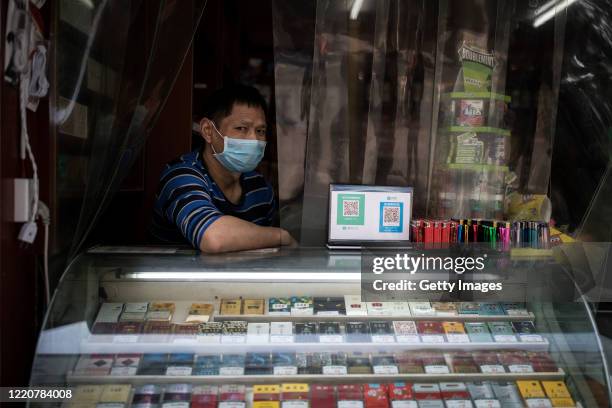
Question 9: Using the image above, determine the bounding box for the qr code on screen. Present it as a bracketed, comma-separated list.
[342, 200, 360, 217]
[382, 206, 400, 226]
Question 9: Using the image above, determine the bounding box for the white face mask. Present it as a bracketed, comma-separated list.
[209, 120, 267, 173]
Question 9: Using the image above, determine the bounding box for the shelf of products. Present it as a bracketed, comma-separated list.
[28, 250, 609, 408]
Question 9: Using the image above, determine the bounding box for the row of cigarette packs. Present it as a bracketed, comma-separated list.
[65, 380, 576, 408]
[73, 350, 559, 377]
[93, 299, 530, 325]
[91, 320, 544, 345]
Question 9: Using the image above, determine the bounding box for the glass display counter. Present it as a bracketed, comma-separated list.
[29, 246, 610, 407]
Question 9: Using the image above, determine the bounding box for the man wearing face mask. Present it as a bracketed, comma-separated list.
[151, 85, 296, 253]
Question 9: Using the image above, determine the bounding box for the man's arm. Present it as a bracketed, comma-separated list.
[200, 215, 295, 253]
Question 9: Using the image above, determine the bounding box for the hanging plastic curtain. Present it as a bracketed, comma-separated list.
[280, 0, 437, 246]
[52, 0, 207, 261]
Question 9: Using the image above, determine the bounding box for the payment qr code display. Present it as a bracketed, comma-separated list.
[379, 202, 403, 233]
[336, 194, 365, 225]
[342, 200, 360, 217]
[382, 206, 400, 226]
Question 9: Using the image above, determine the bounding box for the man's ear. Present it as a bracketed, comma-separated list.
[200, 118, 215, 145]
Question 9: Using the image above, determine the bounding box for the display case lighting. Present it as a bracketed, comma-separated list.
[122, 271, 362, 282]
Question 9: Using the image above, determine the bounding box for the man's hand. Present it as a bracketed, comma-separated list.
[280, 229, 298, 247]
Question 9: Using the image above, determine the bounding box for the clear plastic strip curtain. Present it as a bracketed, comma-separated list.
[53, 0, 207, 260]
[273, 0, 438, 246]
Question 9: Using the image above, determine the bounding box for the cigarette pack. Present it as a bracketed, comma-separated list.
[146, 302, 175, 321]
[527, 352, 558, 372]
[432, 302, 458, 316]
[219, 384, 246, 408]
[185, 303, 214, 323]
[243, 299, 265, 315]
[99, 384, 132, 404]
[314, 296, 346, 315]
[409, 301, 435, 316]
[394, 352, 424, 374]
[162, 383, 192, 408]
[371, 353, 399, 375]
[479, 302, 505, 316]
[166, 353, 194, 376]
[290, 296, 314, 315]
[472, 351, 505, 374]
[517, 381, 546, 399]
[296, 352, 322, 375]
[370, 321, 395, 343]
[197, 322, 223, 343]
[71, 385, 103, 404]
[194, 354, 221, 376]
[247, 322, 270, 343]
[347, 352, 372, 375]
[389, 382, 415, 407]
[115, 321, 143, 342]
[280, 383, 309, 407]
[131, 384, 162, 408]
[141, 320, 172, 343]
[393, 321, 420, 343]
[491, 382, 523, 406]
[512, 321, 544, 342]
[467, 382, 495, 400]
[413, 383, 443, 407]
[421, 351, 450, 374]
[464, 322, 493, 342]
[74, 354, 113, 376]
[173, 323, 199, 343]
[272, 353, 298, 376]
[337, 384, 364, 408]
[220, 354, 246, 376]
[541, 382, 571, 399]
[319, 322, 343, 343]
[387, 302, 412, 316]
[253, 384, 280, 408]
[440, 382, 470, 400]
[345, 295, 368, 316]
[295, 322, 318, 343]
[110, 354, 141, 376]
[245, 352, 273, 375]
[498, 351, 534, 373]
[443, 321, 469, 343]
[268, 297, 291, 316]
[363, 384, 389, 408]
[366, 302, 390, 316]
[417, 321, 445, 343]
[311, 385, 336, 408]
[542, 381, 575, 407]
[119, 312, 146, 322]
[501, 302, 530, 317]
[192, 385, 218, 408]
[221, 321, 247, 344]
[448, 352, 479, 373]
[95, 303, 124, 323]
[91, 322, 117, 335]
[270, 322, 294, 343]
[346, 321, 371, 342]
[137, 353, 168, 375]
[220, 299, 242, 315]
[125, 302, 148, 313]
[525, 399, 554, 408]
[458, 302, 481, 315]
[487, 321, 517, 343]
[321, 352, 348, 375]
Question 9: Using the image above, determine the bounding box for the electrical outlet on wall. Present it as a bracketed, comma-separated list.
[12, 178, 35, 223]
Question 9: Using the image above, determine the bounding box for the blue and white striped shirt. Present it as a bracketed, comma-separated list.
[151, 150, 276, 248]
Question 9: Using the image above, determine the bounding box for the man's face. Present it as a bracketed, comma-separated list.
[203, 103, 267, 154]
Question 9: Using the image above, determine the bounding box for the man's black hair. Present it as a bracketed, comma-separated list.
[204, 84, 268, 126]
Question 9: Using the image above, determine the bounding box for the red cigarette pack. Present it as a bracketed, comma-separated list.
[364, 384, 389, 408]
[311, 385, 335, 408]
[388, 383, 414, 400]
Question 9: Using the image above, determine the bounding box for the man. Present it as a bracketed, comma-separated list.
[151, 85, 295, 253]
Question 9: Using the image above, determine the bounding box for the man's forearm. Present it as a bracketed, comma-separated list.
[200, 215, 286, 253]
